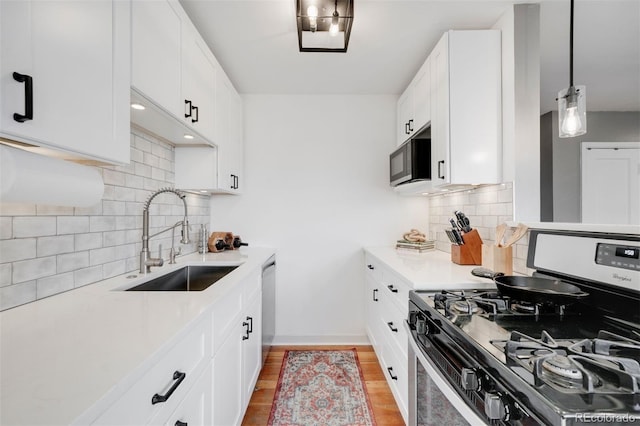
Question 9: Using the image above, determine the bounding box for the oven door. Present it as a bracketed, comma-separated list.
[404, 321, 487, 426]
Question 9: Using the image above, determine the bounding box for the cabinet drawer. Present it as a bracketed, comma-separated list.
[381, 268, 411, 312]
[378, 335, 409, 422]
[93, 318, 210, 425]
[364, 254, 383, 283]
[159, 363, 212, 426]
[377, 300, 408, 358]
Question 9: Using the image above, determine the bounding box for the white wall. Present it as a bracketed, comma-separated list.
[209, 94, 428, 344]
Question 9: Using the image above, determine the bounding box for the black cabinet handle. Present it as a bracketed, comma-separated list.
[404, 122, 410, 135]
[191, 105, 198, 123]
[242, 320, 250, 340]
[246, 316, 253, 333]
[235, 175, 239, 189]
[184, 100, 192, 118]
[367, 264, 374, 270]
[438, 160, 445, 179]
[373, 289, 378, 302]
[152, 371, 186, 404]
[230, 174, 239, 190]
[387, 284, 398, 293]
[175, 421, 187, 426]
[387, 367, 398, 380]
[13, 72, 33, 123]
[387, 322, 398, 332]
[408, 119, 414, 132]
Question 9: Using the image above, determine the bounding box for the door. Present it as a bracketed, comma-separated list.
[212, 321, 243, 426]
[242, 293, 262, 407]
[430, 33, 450, 186]
[581, 142, 640, 225]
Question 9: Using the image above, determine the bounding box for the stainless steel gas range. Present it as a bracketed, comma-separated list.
[405, 229, 640, 426]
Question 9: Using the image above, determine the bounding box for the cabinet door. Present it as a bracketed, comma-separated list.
[182, 26, 216, 142]
[430, 32, 450, 186]
[214, 74, 243, 194]
[411, 57, 431, 133]
[163, 364, 212, 426]
[131, 0, 182, 119]
[242, 293, 262, 407]
[212, 321, 243, 426]
[396, 88, 413, 145]
[0, 0, 129, 164]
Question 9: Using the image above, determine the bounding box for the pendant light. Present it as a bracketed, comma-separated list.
[557, 0, 586, 138]
[296, 0, 354, 52]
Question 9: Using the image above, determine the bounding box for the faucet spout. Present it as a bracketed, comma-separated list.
[140, 188, 190, 273]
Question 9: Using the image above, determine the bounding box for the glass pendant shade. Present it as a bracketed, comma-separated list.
[296, 0, 354, 52]
[558, 85, 586, 138]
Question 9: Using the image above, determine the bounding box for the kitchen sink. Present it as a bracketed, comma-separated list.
[125, 265, 238, 291]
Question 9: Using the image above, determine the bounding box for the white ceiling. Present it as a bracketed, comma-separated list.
[180, 0, 640, 112]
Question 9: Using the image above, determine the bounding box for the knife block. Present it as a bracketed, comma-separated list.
[451, 229, 483, 265]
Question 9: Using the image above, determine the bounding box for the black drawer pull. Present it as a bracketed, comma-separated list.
[185, 100, 192, 118]
[152, 371, 186, 404]
[387, 285, 398, 293]
[191, 105, 198, 123]
[438, 160, 445, 179]
[404, 122, 410, 135]
[175, 421, 187, 426]
[13, 72, 33, 122]
[387, 366, 398, 380]
[367, 264, 374, 270]
[372, 289, 378, 302]
[408, 119, 414, 132]
[242, 320, 250, 340]
[387, 322, 398, 332]
[246, 316, 253, 333]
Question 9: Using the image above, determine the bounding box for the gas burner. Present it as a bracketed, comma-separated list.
[450, 300, 481, 314]
[542, 354, 583, 380]
[511, 301, 538, 314]
[492, 330, 640, 395]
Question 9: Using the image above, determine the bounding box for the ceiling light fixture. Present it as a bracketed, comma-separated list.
[183, 134, 194, 140]
[557, 0, 586, 138]
[296, 0, 353, 53]
[130, 103, 146, 110]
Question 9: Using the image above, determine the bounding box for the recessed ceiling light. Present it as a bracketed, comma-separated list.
[183, 134, 194, 140]
[199, 190, 208, 193]
[130, 103, 146, 110]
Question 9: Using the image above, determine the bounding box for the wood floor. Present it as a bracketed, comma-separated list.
[241, 345, 405, 425]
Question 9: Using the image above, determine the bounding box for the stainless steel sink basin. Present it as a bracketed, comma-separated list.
[126, 265, 238, 291]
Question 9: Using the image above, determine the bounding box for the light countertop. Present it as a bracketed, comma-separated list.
[364, 247, 499, 290]
[0, 247, 275, 426]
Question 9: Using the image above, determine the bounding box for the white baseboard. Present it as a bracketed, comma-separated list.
[271, 334, 371, 346]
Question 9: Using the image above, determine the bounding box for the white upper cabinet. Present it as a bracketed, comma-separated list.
[396, 57, 431, 146]
[181, 25, 217, 143]
[213, 73, 244, 194]
[131, 0, 182, 119]
[0, 0, 130, 164]
[431, 30, 502, 189]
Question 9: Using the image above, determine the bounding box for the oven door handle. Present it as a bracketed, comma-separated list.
[404, 321, 488, 425]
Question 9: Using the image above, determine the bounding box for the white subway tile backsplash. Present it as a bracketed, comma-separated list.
[74, 233, 103, 251]
[89, 216, 116, 233]
[0, 129, 210, 310]
[13, 256, 56, 283]
[37, 235, 74, 257]
[37, 272, 74, 298]
[0, 238, 36, 263]
[57, 251, 89, 273]
[0, 281, 36, 311]
[57, 216, 90, 235]
[13, 217, 56, 238]
[0, 263, 12, 287]
[0, 217, 12, 239]
[74, 265, 103, 288]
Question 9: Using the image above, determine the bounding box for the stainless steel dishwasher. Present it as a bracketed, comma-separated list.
[261, 255, 276, 366]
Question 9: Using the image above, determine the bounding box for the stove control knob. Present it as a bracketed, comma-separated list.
[415, 318, 428, 335]
[461, 368, 480, 391]
[484, 393, 511, 421]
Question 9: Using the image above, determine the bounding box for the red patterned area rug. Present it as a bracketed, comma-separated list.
[268, 349, 377, 426]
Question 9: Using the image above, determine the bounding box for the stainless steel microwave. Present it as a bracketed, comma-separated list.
[390, 131, 431, 187]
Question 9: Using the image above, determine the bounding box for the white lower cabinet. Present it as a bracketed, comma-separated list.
[364, 253, 409, 423]
[88, 263, 265, 426]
